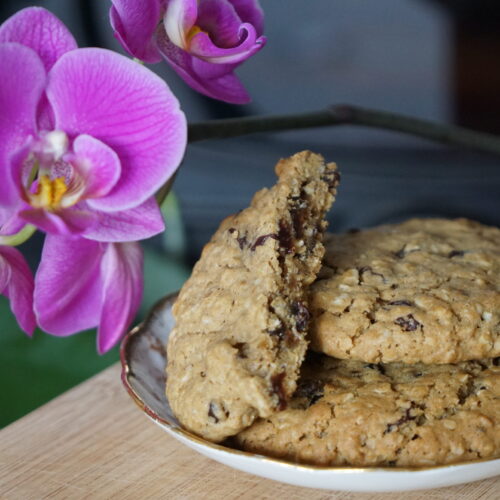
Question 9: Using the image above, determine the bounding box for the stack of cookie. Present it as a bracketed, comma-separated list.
[166, 152, 500, 467]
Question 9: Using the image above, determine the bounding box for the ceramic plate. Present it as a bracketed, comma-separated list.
[120, 293, 500, 492]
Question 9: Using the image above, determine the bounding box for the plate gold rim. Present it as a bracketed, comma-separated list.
[120, 292, 500, 474]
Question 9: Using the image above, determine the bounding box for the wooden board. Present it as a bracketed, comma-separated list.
[0, 364, 498, 499]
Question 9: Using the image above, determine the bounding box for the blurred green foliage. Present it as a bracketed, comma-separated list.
[0, 193, 190, 428]
[0, 301, 119, 428]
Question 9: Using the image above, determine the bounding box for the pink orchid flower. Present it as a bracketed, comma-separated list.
[0, 7, 187, 241]
[0, 8, 187, 351]
[35, 237, 143, 354]
[110, 0, 266, 104]
[0, 246, 36, 336]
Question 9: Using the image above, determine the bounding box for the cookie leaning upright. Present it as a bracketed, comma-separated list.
[166, 151, 340, 442]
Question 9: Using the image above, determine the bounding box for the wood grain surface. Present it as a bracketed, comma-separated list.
[0, 364, 498, 499]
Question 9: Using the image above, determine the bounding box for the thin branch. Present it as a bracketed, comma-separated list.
[188, 104, 500, 155]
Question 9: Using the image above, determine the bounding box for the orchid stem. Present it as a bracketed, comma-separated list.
[158, 105, 500, 205]
[188, 104, 500, 155]
[0, 224, 36, 247]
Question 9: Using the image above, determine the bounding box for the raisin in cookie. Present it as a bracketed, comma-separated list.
[309, 218, 500, 364]
[235, 353, 500, 467]
[166, 151, 340, 442]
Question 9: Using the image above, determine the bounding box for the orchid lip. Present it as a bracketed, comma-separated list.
[29, 175, 66, 209]
[20, 130, 99, 214]
[186, 25, 204, 47]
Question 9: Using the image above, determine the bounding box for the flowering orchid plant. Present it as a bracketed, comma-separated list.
[0, 6, 193, 353]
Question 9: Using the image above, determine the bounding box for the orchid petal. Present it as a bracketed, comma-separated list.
[110, 0, 162, 63]
[0, 213, 28, 237]
[19, 207, 97, 236]
[0, 43, 45, 219]
[191, 56, 238, 79]
[0, 207, 14, 229]
[97, 242, 143, 353]
[47, 48, 187, 210]
[37, 95, 56, 131]
[71, 134, 121, 200]
[35, 235, 104, 335]
[189, 24, 265, 64]
[196, 0, 242, 47]
[157, 34, 251, 103]
[9, 139, 34, 199]
[164, 0, 199, 48]
[0, 7, 77, 71]
[0, 253, 12, 293]
[84, 196, 164, 242]
[0, 246, 36, 335]
[230, 0, 264, 36]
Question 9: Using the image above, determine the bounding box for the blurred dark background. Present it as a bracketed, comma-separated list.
[1, 0, 499, 426]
